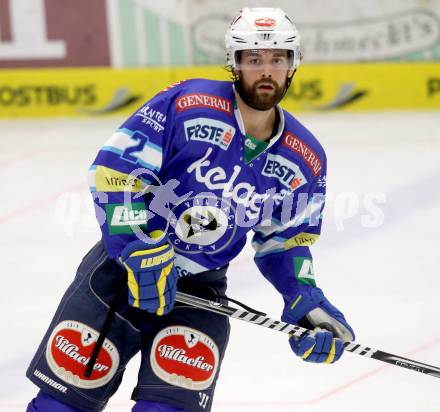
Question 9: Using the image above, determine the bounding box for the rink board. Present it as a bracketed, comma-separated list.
[1, 62, 439, 117]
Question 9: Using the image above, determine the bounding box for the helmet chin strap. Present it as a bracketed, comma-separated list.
[233, 70, 296, 111]
[284, 70, 295, 95]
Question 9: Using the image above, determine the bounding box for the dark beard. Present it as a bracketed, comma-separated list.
[235, 78, 286, 111]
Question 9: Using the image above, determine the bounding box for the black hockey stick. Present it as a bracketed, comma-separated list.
[175, 291, 440, 379]
[84, 274, 126, 378]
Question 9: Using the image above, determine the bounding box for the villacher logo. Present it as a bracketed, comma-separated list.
[151, 326, 219, 391]
[45, 320, 120, 389]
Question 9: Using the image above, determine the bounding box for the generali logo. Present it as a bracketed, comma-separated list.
[45, 320, 120, 389]
[176, 94, 233, 115]
[151, 326, 219, 391]
[282, 133, 323, 177]
[254, 17, 276, 27]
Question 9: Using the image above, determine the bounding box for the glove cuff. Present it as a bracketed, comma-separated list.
[281, 285, 322, 324]
[282, 285, 355, 342]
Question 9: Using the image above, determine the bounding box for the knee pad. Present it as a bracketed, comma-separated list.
[132, 399, 186, 412]
[27, 391, 81, 412]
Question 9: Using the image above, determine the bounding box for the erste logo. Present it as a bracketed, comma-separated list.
[184, 118, 235, 150]
[262, 153, 307, 191]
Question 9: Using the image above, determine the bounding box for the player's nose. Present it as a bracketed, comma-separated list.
[261, 68, 272, 78]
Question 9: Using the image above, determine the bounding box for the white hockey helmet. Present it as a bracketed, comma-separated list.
[225, 7, 301, 69]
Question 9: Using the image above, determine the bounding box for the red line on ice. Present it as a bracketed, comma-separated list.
[0, 149, 40, 169]
[213, 336, 440, 407]
[0, 182, 86, 225]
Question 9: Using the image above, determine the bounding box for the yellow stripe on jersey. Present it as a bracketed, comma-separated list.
[94, 165, 143, 192]
[284, 232, 320, 250]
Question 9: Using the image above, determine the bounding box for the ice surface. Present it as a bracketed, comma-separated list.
[1, 111, 439, 411]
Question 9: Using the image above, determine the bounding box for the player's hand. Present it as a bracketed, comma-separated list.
[288, 328, 344, 363]
[282, 285, 355, 363]
[118, 236, 178, 315]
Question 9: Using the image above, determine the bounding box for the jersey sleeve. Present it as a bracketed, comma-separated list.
[252, 164, 327, 302]
[88, 89, 178, 260]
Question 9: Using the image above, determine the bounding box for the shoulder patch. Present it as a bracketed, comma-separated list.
[91, 165, 143, 192]
[135, 103, 167, 133]
[282, 132, 322, 177]
[176, 93, 233, 115]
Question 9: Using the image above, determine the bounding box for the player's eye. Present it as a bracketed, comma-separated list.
[272, 58, 285, 65]
[249, 58, 261, 65]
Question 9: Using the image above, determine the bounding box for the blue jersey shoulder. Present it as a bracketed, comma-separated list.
[279, 110, 327, 179]
[283, 110, 326, 162]
[176, 78, 233, 96]
[156, 79, 233, 100]
[120, 78, 233, 137]
[159, 79, 235, 117]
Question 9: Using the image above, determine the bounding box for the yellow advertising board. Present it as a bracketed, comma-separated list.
[0, 63, 439, 118]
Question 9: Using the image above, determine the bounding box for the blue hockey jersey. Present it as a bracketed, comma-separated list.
[89, 79, 327, 302]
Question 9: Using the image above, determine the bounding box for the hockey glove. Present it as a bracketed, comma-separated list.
[119, 237, 178, 315]
[282, 285, 355, 364]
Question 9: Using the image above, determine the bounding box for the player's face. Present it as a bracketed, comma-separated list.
[235, 49, 293, 110]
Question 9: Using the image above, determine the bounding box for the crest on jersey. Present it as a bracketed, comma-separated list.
[182, 209, 220, 239]
[168, 195, 237, 254]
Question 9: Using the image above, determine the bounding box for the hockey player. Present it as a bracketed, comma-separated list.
[26, 7, 354, 412]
